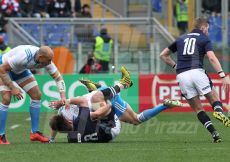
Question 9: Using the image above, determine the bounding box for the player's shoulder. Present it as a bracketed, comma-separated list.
[11, 45, 39, 54]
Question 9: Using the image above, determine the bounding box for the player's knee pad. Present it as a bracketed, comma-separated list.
[22, 81, 38, 92]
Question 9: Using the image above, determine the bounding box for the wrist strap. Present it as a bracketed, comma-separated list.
[172, 64, 177, 69]
[218, 71, 226, 78]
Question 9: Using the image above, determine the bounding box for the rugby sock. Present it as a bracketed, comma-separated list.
[30, 100, 41, 133]
[117, 83, 125, 90]
[101, 85, 120, 100]
[212, 101, 223, 112]
[197, 111, 216, 134]
[137, 105, 167, 122]
[0, 104, 9, 135]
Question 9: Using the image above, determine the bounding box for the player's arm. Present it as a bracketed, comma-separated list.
[206, 51, 224, 74]
[45, 62, 68, 106]
[68, 97, 88, 107]
[49, 96, 87, 109]
[160, 48, 177, 69]
[0, 61, 23, 100]
[90, 101, 111, 120]
[206, 51, 230, 91]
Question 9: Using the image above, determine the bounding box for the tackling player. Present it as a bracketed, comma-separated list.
[79, 78, 183, 126]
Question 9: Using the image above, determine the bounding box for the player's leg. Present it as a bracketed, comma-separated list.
[0, 80, 11, 144]
[194, 71, 230, 126]
[17, 72, 49, 142]
[205, 89, 230, 126]
[177, 70, 221, 142]
[187, 96, 221, 143]
[80, 66, 132, 101]
[119, 99, 183, 125]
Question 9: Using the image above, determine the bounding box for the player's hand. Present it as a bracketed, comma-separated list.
[49, 100, 63, 110]
[62, 98, 70, 109]
[11, 87, 23, 100]
[221, 77, 230, 92]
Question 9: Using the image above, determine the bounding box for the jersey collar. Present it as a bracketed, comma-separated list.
[34, 50, 39, 64]
[191, 29, 203, 34]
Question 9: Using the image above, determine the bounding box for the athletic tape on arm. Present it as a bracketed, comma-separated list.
[56, 80, 66, 92]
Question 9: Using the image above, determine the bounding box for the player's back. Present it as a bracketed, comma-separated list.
[1, 45, 39, 73]
[169, 29, 212, 74]
[2, 45, 38, 61]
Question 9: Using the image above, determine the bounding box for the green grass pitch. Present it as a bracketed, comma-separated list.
[1, 112, 230, 162]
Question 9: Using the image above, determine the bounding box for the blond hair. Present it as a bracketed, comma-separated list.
[193, 17, 209, 29]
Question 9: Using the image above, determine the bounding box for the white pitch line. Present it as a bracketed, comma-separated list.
[25, 117, 31, 121]
[10, 124, 20, 129]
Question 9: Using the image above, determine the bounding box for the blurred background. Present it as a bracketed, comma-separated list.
[1, 0, 229, 75]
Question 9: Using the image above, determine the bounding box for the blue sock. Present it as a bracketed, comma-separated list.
[137, 105, 167, 122]
[30, 100, 41, 133]
[0, 104, 9, 135]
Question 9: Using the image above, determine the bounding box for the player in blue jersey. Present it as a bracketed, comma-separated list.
[49, 67, 182, 143]
[79, 78, 183, 126]
[0, 45, 68, 144]
[160, 17, 230, 142]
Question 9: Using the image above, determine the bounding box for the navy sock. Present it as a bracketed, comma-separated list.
[197, 111, 216, 134]
[212, 101, 223, 113]
[101, 85, 120, 100]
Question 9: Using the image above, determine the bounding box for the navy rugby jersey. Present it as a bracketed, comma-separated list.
[168, 29, 213, 74]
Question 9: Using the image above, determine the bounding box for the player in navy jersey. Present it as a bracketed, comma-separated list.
[160, 17, 230, 143]
[49, 105, 120, 143]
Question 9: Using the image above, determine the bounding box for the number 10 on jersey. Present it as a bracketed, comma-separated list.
[183, 38, 196, 55]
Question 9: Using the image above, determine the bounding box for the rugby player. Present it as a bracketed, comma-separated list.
[0, 45, 68, 144]
[160, 17, 230, 142]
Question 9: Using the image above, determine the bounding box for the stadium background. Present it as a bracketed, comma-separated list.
[3, 0, 229, 112]
[1, 0, 230, 162]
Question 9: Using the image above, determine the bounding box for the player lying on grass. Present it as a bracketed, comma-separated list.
[79, 78, 183, 125]
[48, 66, 132, 143]
[49, 67, 183, 143]
[49, 105, 121, 143]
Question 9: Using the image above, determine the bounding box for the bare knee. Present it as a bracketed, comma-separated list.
[120, 115, 140, 125]
[29, 90, 41, 100]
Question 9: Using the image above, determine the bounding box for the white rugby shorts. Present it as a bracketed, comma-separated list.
[176, 69, 212, 99]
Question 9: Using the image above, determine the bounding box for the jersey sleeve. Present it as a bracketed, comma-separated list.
[168, 41, 177, 53]
[204, 37, 213, 53]
[45, 62, 58, 75]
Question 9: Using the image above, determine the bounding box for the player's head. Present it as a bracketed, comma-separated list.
[36, 46, 54, 67]
[49, 115, 73, 132]
[193, 17, 209, 35]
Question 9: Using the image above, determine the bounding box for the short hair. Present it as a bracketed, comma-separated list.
[100, 28, 107, 35]
[49, 115, 73, 132]
[193, 17, 209, 29]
